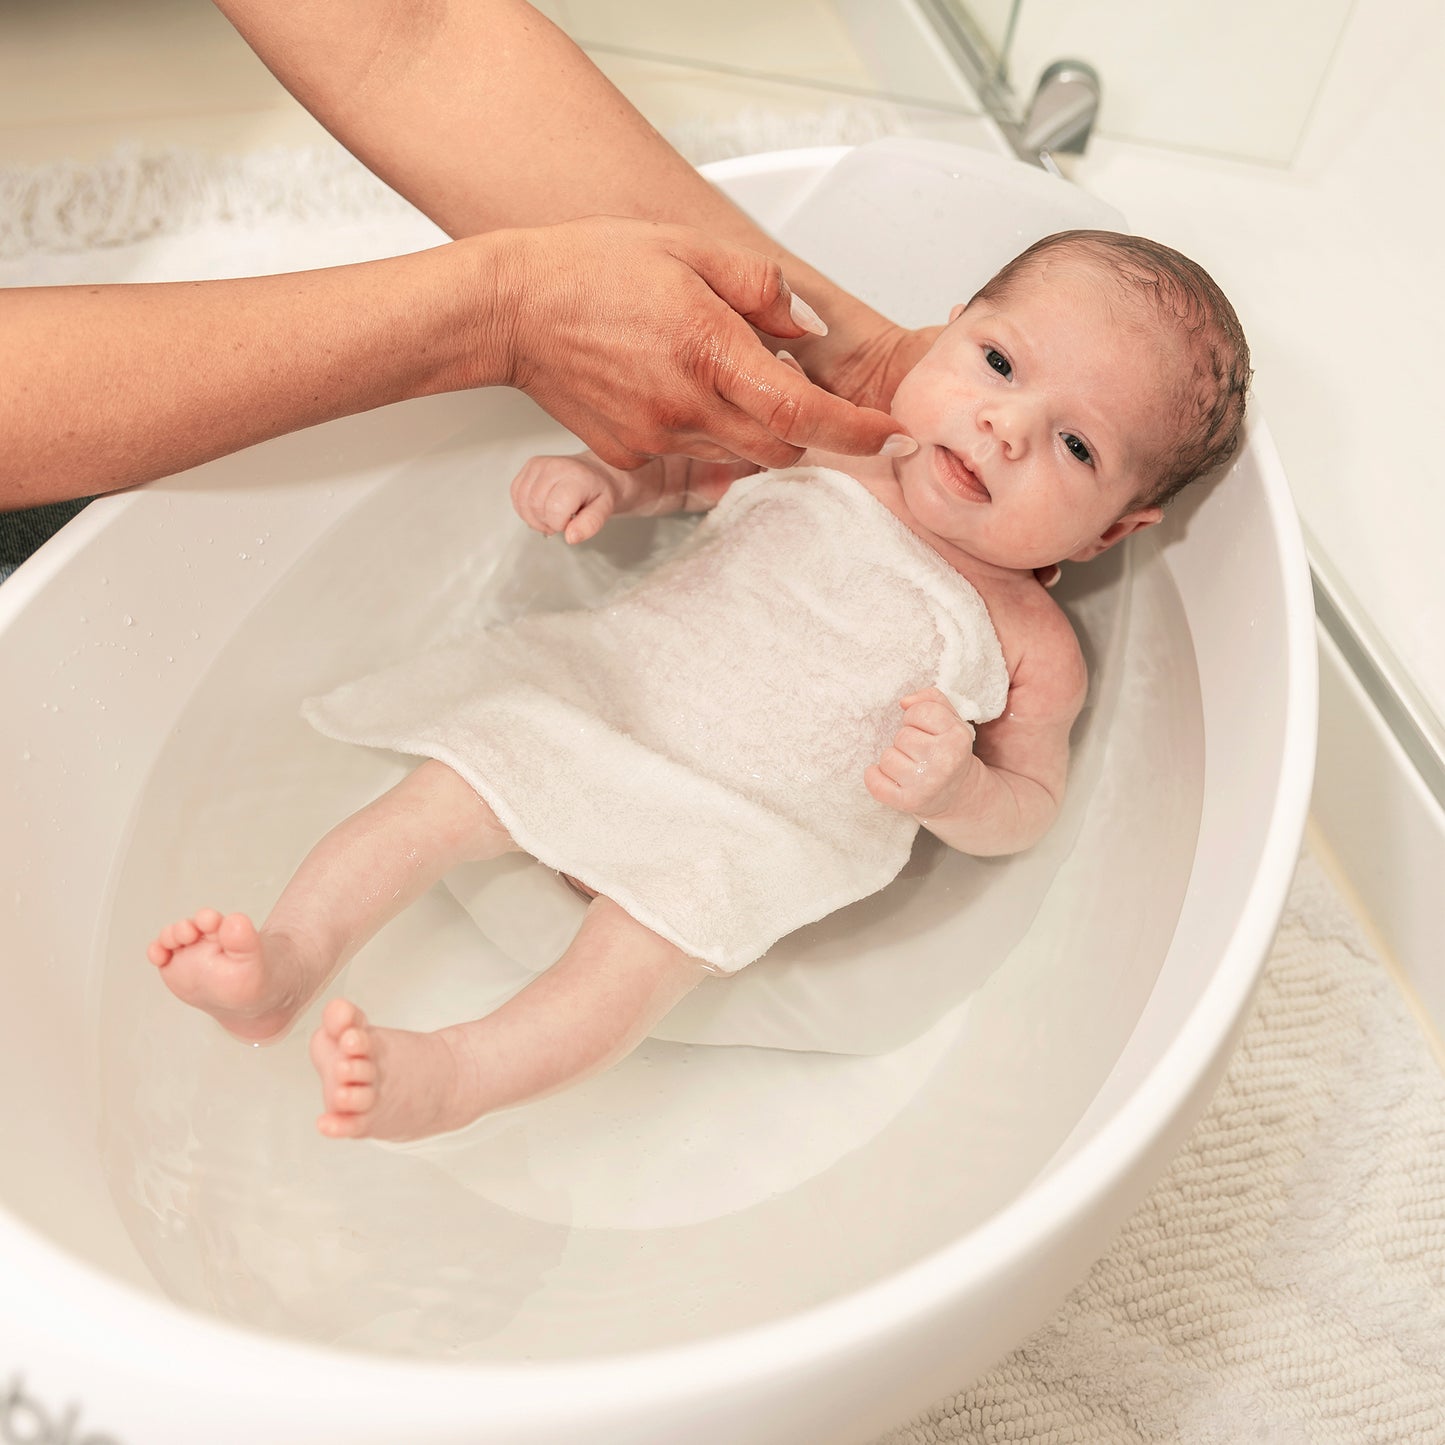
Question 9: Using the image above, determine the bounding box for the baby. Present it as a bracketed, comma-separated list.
[146, 229, 1250, 1142]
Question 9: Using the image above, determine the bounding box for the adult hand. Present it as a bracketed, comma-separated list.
[492, 217, 914, 471]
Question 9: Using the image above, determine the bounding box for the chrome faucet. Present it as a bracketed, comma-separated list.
[1020, 60, 1102, 159]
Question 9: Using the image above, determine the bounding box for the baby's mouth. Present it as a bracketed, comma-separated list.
[934, 445, 992, 503]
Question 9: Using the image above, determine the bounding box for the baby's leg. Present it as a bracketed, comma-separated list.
[147, 760, 514, 1043]
[310, 896, 708, 1140]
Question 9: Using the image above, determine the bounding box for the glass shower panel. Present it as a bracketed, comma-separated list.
[541, 1, 1015, 163]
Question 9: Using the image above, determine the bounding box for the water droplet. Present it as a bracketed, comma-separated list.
[123, 614, 134, 626]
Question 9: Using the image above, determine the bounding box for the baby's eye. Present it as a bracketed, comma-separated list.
[1063, 433, 1094, 466]
[984, 347, 1012, 379]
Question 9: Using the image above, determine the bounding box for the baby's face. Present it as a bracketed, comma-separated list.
[888, 259, 1175, 570]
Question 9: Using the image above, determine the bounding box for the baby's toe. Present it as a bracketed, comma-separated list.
[317, 1112, 369, 1140]
[321, 996, 366, 1043]
[337, 1055, 376, 1086]
[146, 941, 171, 967]
[194, 907, 223, 934]
[330, 1081, 375, 1115]
[338, 1026, 372, 1058]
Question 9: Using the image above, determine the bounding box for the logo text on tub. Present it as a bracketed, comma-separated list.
[2, 1376, 123, 1445]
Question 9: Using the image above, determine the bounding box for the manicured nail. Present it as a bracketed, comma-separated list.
[789, 291, 828, 337]
[879, 434, 918, 458]
[776, 349, 795, 363]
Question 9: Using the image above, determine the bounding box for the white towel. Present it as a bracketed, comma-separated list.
[304, 467, 1009, 971]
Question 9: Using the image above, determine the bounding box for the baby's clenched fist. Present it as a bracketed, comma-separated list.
[864, 687, 978, 820]
[510, 453, 618, 544]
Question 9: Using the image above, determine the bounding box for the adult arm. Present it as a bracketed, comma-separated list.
[213, 0, 935, 412]
[1, 218, 899, 510]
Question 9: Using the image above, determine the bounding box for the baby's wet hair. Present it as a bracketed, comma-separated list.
[976, 230, 1252, 507]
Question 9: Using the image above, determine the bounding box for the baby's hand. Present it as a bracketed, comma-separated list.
[865, 688, 979, 819]
[510, 453, 619, 544]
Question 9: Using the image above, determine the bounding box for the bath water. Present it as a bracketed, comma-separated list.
[98, 450, 1203, 1360]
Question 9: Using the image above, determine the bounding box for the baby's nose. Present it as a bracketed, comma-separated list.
[979, 399, 1030, 458]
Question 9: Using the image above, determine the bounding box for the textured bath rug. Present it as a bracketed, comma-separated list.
[878, 844, 1445, 1445]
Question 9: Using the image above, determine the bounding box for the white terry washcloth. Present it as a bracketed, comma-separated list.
[304, 467, 1009, 972]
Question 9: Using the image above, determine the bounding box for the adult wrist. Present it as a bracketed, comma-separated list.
[440, 231, 526, 394]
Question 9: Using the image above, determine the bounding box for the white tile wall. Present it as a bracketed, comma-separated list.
[1008, 0, 1354, 164]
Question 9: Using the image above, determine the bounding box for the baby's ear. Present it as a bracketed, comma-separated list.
[948, 302, 968, 324]
[1067, 505, 1163, 563]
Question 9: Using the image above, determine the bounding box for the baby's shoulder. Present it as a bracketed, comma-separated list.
[990, 582, 1087, 716]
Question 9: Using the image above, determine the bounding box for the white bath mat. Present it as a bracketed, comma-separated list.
[879, 844, 1445, 1445]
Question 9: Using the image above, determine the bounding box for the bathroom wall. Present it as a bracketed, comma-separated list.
[997, 0, 1355, 162]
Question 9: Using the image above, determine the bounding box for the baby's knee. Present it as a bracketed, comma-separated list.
[411, 760, 515, 859]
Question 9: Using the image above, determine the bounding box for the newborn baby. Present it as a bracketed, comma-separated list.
[146, 229, 1250, 1142]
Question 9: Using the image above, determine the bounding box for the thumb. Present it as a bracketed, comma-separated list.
[727, 352, 918, 460]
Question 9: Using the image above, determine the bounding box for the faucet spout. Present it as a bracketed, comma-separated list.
[1021, 60, 1102, 157]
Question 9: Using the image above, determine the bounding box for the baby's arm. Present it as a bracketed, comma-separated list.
[510, 450, 754, 544]
[866, 600, 1087, 856]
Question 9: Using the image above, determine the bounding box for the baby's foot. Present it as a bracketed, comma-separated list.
[146, 909, 304, 1043]
[310, 999, 482, 1142]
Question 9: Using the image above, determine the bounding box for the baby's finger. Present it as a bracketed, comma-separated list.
[563, 493, 614, 544]
[876, 745, 928, 785]
[897, 704, 961, 740]
[891, 724, 945, 763]
[899, 687, 955, 713]
[865, 763, 907, 809]
[537, 485, 589, 534]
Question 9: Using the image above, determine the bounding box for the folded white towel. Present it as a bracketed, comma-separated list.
[304, 466, 1009, 970]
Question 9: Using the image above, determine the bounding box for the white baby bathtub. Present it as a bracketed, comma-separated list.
[0, 141, 1315, 1444]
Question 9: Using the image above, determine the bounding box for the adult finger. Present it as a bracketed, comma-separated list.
[718, 351, 915, 460]
[691, 406, 805, 470]
[677, 235, 829, 342]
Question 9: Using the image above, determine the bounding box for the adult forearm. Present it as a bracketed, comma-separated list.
[0, 240, 500, 509]
[213, 0, 896, 392]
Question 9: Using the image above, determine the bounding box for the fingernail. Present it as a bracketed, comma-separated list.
[879, 434, 918, 458]
[776, 349, 794, 363]
[789, 291, 828, 337]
